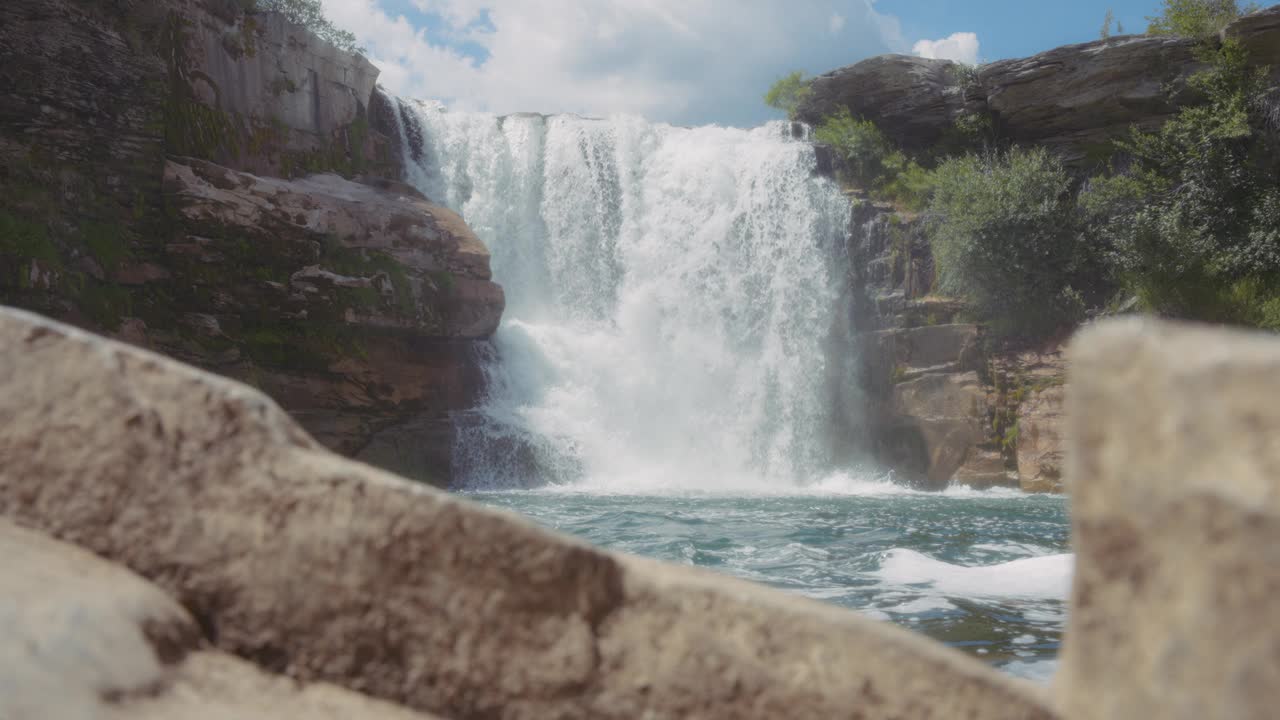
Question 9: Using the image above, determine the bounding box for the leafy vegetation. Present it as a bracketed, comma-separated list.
[1146, 0, 1258, 37]
[927, 148, 1102, 338]
[814, 109, 934, 209]
[253, 0, 364, 54]
[1081, 38, 1280, 324]
[764, 71, 811, 119]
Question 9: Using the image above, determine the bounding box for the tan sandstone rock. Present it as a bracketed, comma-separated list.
[1057, 318, 1280, 720]
[889, 370, 993, 488]
[0, 306, 1058, 719]
[0, 519, 440, 720]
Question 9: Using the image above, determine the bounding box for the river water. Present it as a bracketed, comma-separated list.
[393, 100, 1073, 681]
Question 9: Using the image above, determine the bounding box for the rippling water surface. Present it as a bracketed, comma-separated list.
[470, 480, 1071, 682]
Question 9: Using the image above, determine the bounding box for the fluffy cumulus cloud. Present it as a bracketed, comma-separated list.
[319, 0, 911, 126]
[911, 31, 980, 64]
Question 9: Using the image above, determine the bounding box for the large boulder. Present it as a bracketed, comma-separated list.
[1059, 318, 1280, 719]
[141, 158, 503, 479]
[0, 306, 1057, 720]
[0, 520, 442, 720]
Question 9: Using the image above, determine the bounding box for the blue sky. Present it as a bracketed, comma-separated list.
[318, 0, 1185, 127]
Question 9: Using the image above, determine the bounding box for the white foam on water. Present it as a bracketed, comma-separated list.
[874, 549, 1074, 600]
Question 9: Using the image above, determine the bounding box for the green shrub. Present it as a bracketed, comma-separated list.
[1081, 38, 1278, 324]
[764, 71, 811, 119]
[927, 147, 1102, 339]
[256, 0, 363, 54]
[815, 109, 934, 209]
[1146, 0, 1258, 37]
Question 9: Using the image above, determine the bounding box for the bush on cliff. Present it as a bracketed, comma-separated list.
[254, 0, 363, 54]
[764, 72, 811, 120]
[1146, 0, 1259, 37]
[1081, 38, 1280, 324]
[815, 109, 933, 209]
[926, 148, 1104, 339]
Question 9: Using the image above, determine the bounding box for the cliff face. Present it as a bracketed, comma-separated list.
[817, 7, 1280, 491]
[799, 6, 1280, 165]
[0, 0, 503, 486]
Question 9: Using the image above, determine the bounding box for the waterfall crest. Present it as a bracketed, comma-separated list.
[397, 100, 851, 491]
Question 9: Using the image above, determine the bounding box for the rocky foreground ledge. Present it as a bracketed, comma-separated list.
[2, 305, 1279, 719]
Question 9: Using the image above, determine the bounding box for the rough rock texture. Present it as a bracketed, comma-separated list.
[1011, 350, 1068, 494]
[0, 0, 501, 486]
[164, 0, 397, 178]
[796, 55, 971, 148]
[150, 158, 503, 463]
[0, 520, 442, 720]
[799, 7, 1280, 164]
[1059, 318, 1280, 720]
[978, 35, 1202, 163]
[885, 371, 996, 489]
[163, 159, 502, 339]
[0, 307, 1058, 720]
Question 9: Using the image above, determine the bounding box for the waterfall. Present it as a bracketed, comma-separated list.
[396, 99, 852, 491]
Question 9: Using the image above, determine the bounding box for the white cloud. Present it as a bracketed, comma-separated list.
[911, 31, 980, 64]
[319, 0, 908, 127]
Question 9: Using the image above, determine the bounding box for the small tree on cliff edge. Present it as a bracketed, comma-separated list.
[764, 72, 811, 120]
[256, 0, 364, 54]
[1146, 0, 1259, 37]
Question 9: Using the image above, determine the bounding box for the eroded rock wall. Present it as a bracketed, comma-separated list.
[840, 198, 1066, 492]
[0, 0, 501, 486]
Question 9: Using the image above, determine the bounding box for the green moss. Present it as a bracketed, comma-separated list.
[239, 322, 366, 371]
[429, 269, 456, 293]
[270, 76, 298, 97]
[78, 283, 132, 331]
[81, 222, 130, 272]
[0, 213, 61, 269]
[320, 236, 417, 315]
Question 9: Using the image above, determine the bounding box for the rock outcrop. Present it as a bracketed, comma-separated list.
[0, 307, 1057, 720]
[797, 55, 972, 149]
[1059, 318, 1280, 720]
[1011, 351, 1067, 494]
[840, 197, 1066, 492]
[0, 521, 443, 720]
[799, 6, 1280, 164]
[0, 0, 502, 486]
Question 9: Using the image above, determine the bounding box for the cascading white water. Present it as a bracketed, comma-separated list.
[397, 100, 851, 491]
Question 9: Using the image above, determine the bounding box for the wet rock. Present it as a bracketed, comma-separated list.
[0, 306, 1057, 720]
[1060, 318, 1280, 719]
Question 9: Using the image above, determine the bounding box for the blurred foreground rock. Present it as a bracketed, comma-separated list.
[6, 306, 1279, 718]
[1059, 318, 1280, 720]
[0, 306, 1054, 719]
[0, 521, 441, 720]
